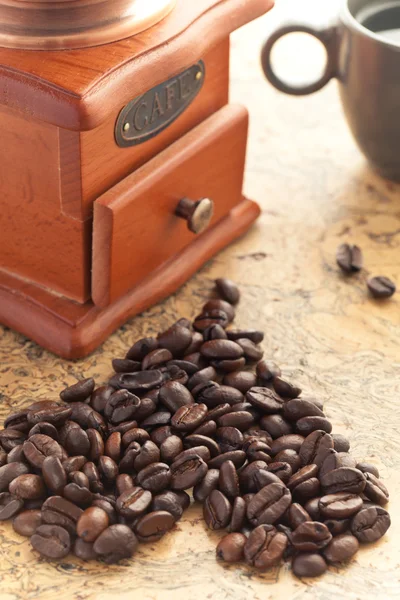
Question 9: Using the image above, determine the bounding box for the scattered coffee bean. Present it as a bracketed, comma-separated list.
[215, 278, 240, 305]
[367, 276, 396, 298]
[77, 507, 109, 542]
[351, 506, 390, 543]
[336, 243, 363, 273]
[244, 524, 288, 569]
[13, 509, 41, 536]
[323, 533, 359, 564]
[60, 378, 95, 403]
[134, 510, 175, 543]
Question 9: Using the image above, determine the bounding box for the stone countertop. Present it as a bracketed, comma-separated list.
[0, 1, 399, 598]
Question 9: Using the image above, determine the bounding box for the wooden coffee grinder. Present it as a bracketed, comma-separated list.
[0, 0, 274, 358]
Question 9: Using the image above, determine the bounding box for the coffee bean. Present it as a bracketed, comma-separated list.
[171, 403, 208, 433]
[363, 472, 389, 506]
[140, 410, 170, 429]
[283, 399, 325, 421]
[332, 434, 350, 453]
[157, 325, 192, 357]
[28, 423, 59, 442]
[160, 435, 183, 463]
[197, 384, 243, 408]
[247, 483, 292, 526]
[228, 330, 264, 344]
[219, 461, 239, 499]
[151, 490, 189, 521]
[287, 503, 311, 529]
[13, 509, 41, 536]
[291, 521, 332, 551]
[158, 382, 194, 413]
[215, 278, 240, 304]
[126, 337, 158, 361]
[367, 276, 396, 298]
[98, 456, 119, 484]
[9, 474, 45, 500]
[0, 462, 30, 492]
[193, 469, 220, 503]
[116, 487, 152, 519]
[256, 360, 281, 385]
[292, 552, 328, 577]
[28, 405, 72, 428]
[60, 378, 95, 403]
[193, 309, 229, 332]
[0, 492, 24, 520]
[299, 430, 334, 468]
[109, 370, 165, 394]
[260, 415, 293, 439]
[336, 243, 363, 273]
[134, 510, 175, 543]
[244, 524, 288, 569]
[271, 377, 300, 399]
[319, 451, 356, 479]
[150, 426, 172, 447]
[323, 533, 359, 564]
[247, 387, 285, 413]
[296, 416, 332, 436]
[223, 371, 257, 394]
[319, 493, 363, 519]
[123, 428, 150, 448]
[65, 427, 91, 457]
[356, 462, 379, 478]
[76, 507, 109, 542]
[170, 453, 208, 490]
[201, 340, 244, 361]
[104, 390, 141, 425]
[203, 490, 232, 530]
[227, 496, 246, 532]
[6, 445, 27, 464]
[234, 339, 263, 363]
[31, 524, 71, 559]
[203, 299, 235, 322]
[320, 467, 366, 495]
[93, 524, 138, 563]
[216, 532, 246, 563]
[115, 474, 134, 496]
[112, 358, 141, 374]
[271, 434, 305, 456]
[0, 429, 26, 451]
[41, 496, 83, 535]
[350, 506, 391, 544]
[136, 463, 171, 493]
[4, 410, 30, 433]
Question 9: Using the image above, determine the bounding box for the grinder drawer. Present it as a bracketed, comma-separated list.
[92, 104, 249, 308]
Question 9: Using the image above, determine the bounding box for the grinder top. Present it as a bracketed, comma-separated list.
[0, 0, 177, 50]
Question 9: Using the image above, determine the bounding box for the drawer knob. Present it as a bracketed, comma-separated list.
[175, 197, 214, 234]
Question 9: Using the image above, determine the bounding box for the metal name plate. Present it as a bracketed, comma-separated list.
[115, 61, 205, 147]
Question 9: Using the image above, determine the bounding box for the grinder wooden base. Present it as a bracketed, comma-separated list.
[0, 198, 259, 359]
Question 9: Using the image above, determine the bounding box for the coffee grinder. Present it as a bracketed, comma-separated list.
[0, 0, 274, 358]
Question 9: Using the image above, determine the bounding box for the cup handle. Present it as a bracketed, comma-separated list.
[261, 23, 338, 95]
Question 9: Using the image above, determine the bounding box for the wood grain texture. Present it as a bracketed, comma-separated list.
[92, 104, 249, 307]
[0, 0, 399, 598]
[0, 106, 89, 303]
[80, 39, 229, 207]
[0, 0, 274, 130]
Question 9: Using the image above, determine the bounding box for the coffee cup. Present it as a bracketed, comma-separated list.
[261, 0, 400, 181]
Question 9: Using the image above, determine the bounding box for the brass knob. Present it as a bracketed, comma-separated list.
[175, 197, 214, 234]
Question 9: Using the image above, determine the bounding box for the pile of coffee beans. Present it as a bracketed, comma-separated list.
[0, 277, 391, 577]
[336, 243, 396, 298]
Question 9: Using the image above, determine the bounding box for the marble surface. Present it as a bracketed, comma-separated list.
[0, 0, 399, 598]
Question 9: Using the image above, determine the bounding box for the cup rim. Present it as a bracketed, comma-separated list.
[341, 0, 400, 49]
